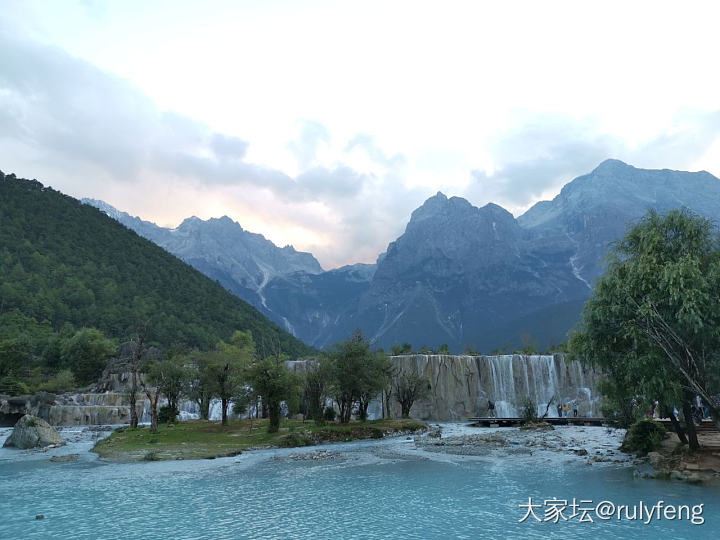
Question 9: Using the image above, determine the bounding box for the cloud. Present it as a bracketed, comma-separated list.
[286, 120, 330, 170]
[0, 30, 426, 268]
[0, 31, 373, 205]
[344, 133, 406, 169]
[465, 112, 720, 215]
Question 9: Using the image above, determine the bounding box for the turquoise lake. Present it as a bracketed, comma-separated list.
[1, 426, 718, 539]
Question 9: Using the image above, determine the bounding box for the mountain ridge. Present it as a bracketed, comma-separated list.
[83, 160, 720, 352]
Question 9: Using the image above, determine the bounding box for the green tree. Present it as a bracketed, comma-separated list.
[248, 357, 300, 432]
[393, 370, 431, 418]
[146, 355, 186, 422]
[208, 330, 255, 426]
[184, 351, 215, 420]
[570, 209, 720, 445]
[326, 331, 389, 423]
[60, 328, 115, 385]
[303, 359, 331, 425]
[390, 342, 412, 355]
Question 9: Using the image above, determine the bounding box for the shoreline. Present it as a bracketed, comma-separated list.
[90, 418, 428, 462]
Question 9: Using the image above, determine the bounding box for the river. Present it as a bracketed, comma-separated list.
[1, 424, 718, 539]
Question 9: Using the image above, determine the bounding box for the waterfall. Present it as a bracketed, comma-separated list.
[385, 354, 600, 421]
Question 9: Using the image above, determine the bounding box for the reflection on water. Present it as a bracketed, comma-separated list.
[0, 428, 718, 539]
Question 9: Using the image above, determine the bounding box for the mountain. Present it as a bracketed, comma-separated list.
[325, 192, 589, 351]
[518, 159, 720, 284]
[82, 198, 323, 324]
[81, 160, 720, 353]
[263, 263, 376, 346]
[1, 171, 314, 356]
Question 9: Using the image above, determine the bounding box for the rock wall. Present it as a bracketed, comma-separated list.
[385, 354, 600, 421]
[0, 393, 145, 427]
[288, 354, 601, 422]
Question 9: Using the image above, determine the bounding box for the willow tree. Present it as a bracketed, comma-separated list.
[570, 209, 720, 445]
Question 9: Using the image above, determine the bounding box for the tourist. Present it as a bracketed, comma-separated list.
[488, 399, 495, 418]
[556, 403, 562, 417]
[562, 404, 569, 417]
[573, 407, 578, 418]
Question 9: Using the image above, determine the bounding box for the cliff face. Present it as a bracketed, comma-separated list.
[288, 354, 600, 422]
[384, 354, 600, 421]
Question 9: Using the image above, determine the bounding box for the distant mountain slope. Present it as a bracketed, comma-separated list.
[81, 160, 720, 353]
[321, 161, 720, 351]
[1, 171, 314, 356]
[518, 159, 720, 284]
[82, 198, 323, 318]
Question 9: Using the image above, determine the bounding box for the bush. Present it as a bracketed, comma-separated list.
[158, 405, 179, 424]
[38, 369, 76, 393]
[323, 406, 336, 422]
[621, 419, 666, 456]
[279, 432, 313, 448]
[519, 396, 538, 424]
[0, 376, 30, 395]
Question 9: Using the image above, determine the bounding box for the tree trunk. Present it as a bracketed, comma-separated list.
[149, 394, 158, 433]
[268, 402, 281, 432]
[221, 397, 229, 426]
[663, 404, 687, 445]
[129, 367, 139, 428]
[401, 401, 411, 418]
[682, 400, 700, 450]
[197, 395, 210, 420]
[384, 388, 393, 419]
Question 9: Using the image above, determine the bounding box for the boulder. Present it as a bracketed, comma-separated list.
[3, 414, 65, 449]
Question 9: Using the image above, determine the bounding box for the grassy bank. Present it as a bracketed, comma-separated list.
[92, 418, 427, 462]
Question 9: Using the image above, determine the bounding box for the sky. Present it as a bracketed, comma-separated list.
[2, 0, 720, 269]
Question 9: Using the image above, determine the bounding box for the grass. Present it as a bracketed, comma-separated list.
[91, 418, 427, 462]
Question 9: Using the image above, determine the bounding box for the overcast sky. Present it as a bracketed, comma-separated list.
[2, 1, 720, 268]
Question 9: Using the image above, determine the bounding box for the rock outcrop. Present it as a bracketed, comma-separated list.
[3, 414, 65, 449]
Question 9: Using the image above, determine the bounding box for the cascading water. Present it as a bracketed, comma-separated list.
[385, 354, 601, 421]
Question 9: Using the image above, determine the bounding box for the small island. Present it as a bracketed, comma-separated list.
[92, 418, 427, 462]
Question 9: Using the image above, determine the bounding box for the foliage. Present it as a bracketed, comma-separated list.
[60, 328, 116, 385]
[37, 369, 76, 393]
[390, 342, 413, 355]
[326, 331, 391, 422]
[0, 376, 30, 395]
[393, 370, 431, 418]
[302, 360, 331, 425]
[206, 331, 255, 425]
[146, 355, 187, 413]
[570, 209, 720, 434]
[0, 172, 314, 372]
[158, 405, 179, 424]
[248, 357, 301, 432]
[518, 396, 538, 424]
[279, 432, 313, 447]
[621, 419, 666, 456]
[323, 406, 336, 422]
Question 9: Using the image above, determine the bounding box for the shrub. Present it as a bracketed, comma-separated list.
[38, 369, 76, 393]
[158, 405, 179, 424]
[0, 376, 30, 395]
[519, 396, 538, 424]
[143, 451, 160, 461]
[279, 432, 313, 448]
[323, 406, 336, 422]
[621, 419, 666, 456]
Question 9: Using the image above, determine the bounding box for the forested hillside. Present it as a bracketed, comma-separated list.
[0, 171, 314, 391]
